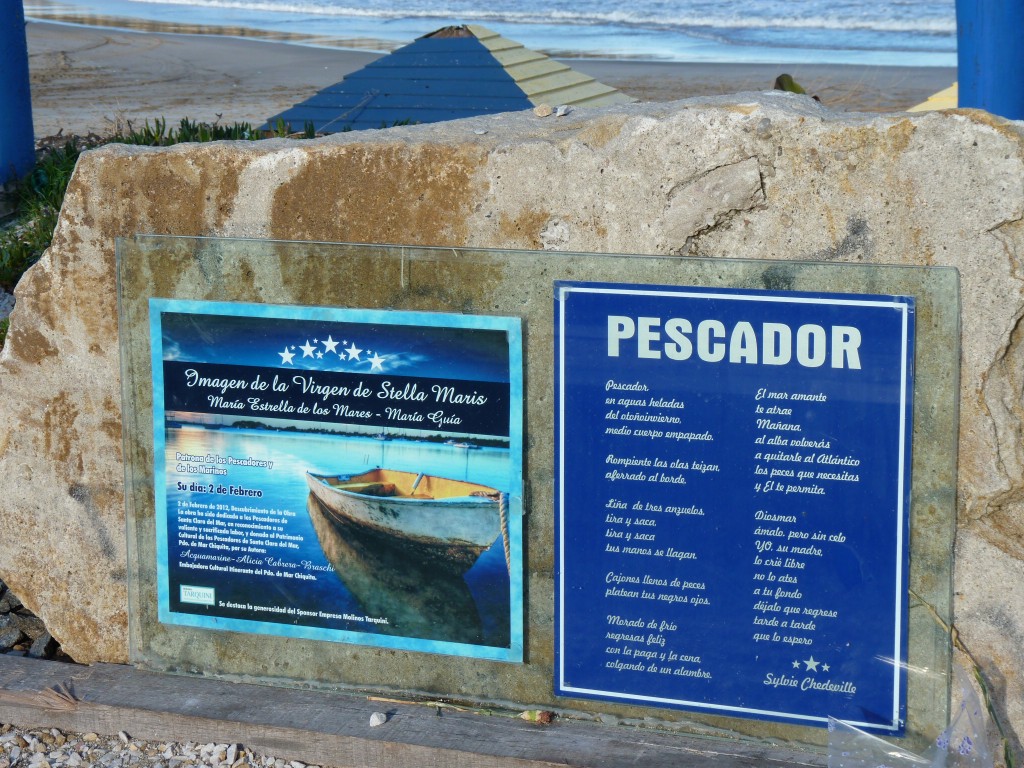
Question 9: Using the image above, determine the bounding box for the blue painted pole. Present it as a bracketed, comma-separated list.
[0, 0, 35, 183]
[956, 0, 1024, 119]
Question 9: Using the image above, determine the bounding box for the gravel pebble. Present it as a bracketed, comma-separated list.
[0, 586, 21, 613]
[0, 627, 24, 652]
[0, 726, 323, 768]
[12, 614, 47, 641]
[2, 584, 333, 767]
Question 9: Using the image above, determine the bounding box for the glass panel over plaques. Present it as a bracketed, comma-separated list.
[118, 236, 958, 752]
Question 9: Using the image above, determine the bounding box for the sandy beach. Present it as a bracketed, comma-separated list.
[26, 20, 957, 140]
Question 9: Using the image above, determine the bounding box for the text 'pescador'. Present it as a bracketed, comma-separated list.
[607, 316, 862, 369]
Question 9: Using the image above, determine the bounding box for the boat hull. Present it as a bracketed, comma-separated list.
[305, 468, 502, 570]
[307, 495, 490, 644]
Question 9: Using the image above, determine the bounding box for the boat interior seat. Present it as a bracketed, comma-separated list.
[339, 481, 398, 497]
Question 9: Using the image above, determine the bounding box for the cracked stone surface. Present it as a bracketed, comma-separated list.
[1, 93, 1023, 757]
[660, 157, 766, 250]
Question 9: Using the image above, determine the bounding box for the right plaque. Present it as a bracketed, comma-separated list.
[555, 282, 915, 734]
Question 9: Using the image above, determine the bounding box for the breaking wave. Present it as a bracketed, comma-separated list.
[127, 0, 956, 37]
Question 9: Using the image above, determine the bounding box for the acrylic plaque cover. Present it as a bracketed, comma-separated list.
[555, 282, 914, 732]
[150, 299, 524, 661]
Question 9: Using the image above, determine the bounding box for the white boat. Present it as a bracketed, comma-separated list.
[305, 468, 502, 569]
[306, 495, 487, 644]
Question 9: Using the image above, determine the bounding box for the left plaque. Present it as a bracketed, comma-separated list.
[150, 299, 524, 662]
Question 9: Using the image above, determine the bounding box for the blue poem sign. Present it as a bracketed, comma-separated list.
[150, 299, 524, 662]
[554, 282, 914, 733]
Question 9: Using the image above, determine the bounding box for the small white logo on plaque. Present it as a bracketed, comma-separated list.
[180, 585, 215, 605]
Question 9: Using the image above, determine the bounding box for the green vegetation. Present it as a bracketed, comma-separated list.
[0, 117, 315, 293]
[1, 139, 80, 290]
[772, 73, 821, 103]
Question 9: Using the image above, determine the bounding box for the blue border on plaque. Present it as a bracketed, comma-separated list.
[554, 282, 914, 732]
[150, 298, 524, 662]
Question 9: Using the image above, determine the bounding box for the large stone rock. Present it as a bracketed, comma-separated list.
[1, 93, 1023, 754]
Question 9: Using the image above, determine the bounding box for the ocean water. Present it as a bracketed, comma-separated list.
[164, 426, 513, 650]
[29, 0, 956, 66]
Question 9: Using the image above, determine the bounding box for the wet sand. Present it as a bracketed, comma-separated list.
[26, 20, 957, 140]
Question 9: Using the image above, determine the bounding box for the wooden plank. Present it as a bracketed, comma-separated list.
[907, 82, 958, 112]
[504, 60, 575, 84]
[0, 655, 826, 768]
[489, 48, 550, 68]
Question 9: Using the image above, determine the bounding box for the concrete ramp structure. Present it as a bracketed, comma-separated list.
[262, 24, 635, 133]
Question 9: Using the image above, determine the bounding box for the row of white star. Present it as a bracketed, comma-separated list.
[793, 656, 830, 672]
[278, 335, 386, 370]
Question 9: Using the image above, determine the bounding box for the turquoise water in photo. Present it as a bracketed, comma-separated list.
[164, 426, 513, 648]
